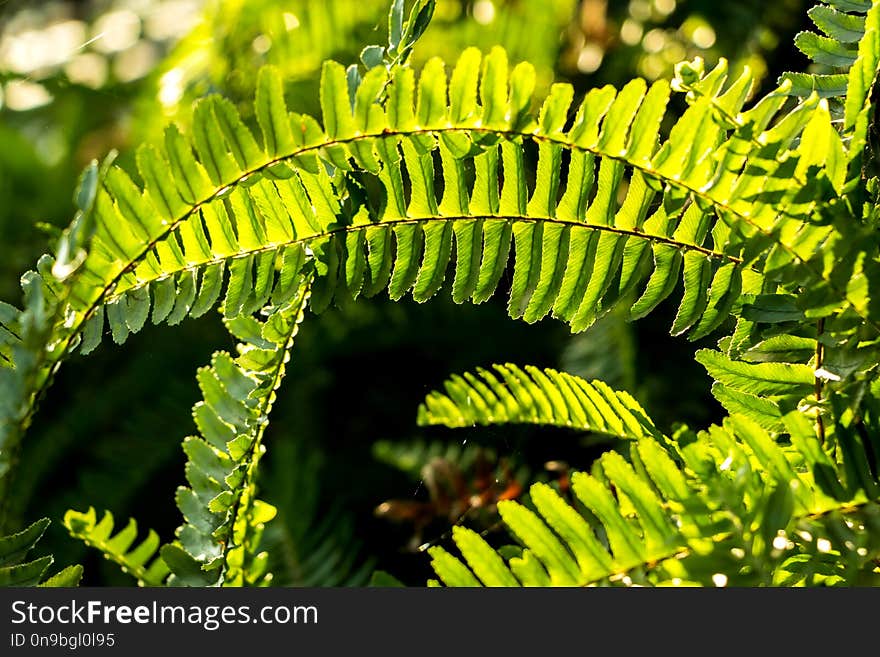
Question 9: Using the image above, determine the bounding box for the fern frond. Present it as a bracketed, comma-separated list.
[671, 58, 880, 338]
[0, 517, 83, 586]
[62, 46, 855, 362]
[696, 286, 880, 437]
[782, 1, 878, 115]
[0, 158, 109, 530]
[696, 347, 815, 432]
[17, 46, 872, 521]
[63, 508, 167, 586]
[781, 1, 880, 182]
[417, 363, 662, 441]
[161, 275, 311, 586]
[426, 407, 880, 587]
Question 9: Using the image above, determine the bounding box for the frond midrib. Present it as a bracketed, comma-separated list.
[100, 213, 744, 305]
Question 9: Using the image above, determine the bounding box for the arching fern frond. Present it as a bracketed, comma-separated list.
[0, 517, 83, 587]
[160, 275, 312, 586]
[14, 44, 868, 528]
[417, 363, 662, 441]
[63, 509, 168, 586]
[425, 409, 880, 587]
[61, 44, 855, 363]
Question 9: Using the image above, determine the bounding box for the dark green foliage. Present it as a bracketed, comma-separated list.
[0, 518, 82, 587]
[261, 436, 374, 586]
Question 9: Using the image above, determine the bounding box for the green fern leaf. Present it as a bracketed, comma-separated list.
[425, 406, 880, 586]
[0, 517, 83, 586]
[417, 363, 662, 441]
[780, 0, 880, 189]
[449, 526, 519, 587]
[695, 349, 815, 397]
[63, 508, 167, 586]
[778, 71, 850, 97]
[795, 32, 859, 67]
[0, 518, 51, 586]
[427, 545, 481, 586]
[63, 50, 803, 360]
[166, 275, 311, 586]
[810, 5, 867, 43]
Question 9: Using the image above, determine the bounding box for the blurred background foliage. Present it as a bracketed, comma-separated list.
[1, 0, 812, 585]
